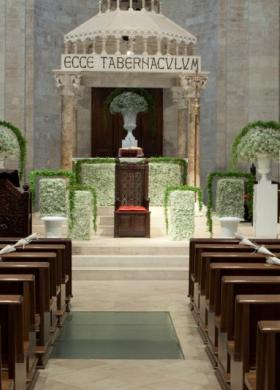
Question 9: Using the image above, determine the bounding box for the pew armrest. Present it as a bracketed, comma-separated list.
[245, 372, 256, 390]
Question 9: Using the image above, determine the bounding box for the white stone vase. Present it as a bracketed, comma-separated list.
[41, 216, 67, 238]
[256, 154, 271, 183]
[219, 217, 240, 238]
[122, 110, 138, 148]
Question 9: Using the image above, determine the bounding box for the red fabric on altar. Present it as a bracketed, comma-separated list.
[118, 206, 148, 212]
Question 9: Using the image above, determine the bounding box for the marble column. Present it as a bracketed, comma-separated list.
[55, 73, 84, 170]
[171, 87, 188, 158]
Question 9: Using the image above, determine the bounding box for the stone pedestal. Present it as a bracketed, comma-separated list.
[253, 181, 278, 238]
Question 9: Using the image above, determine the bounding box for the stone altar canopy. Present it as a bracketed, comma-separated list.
[54, 0, 208, 187]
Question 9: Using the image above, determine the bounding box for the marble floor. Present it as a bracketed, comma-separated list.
[34, 280, 220, 390]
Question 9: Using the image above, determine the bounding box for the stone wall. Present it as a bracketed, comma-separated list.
[0, 0, 279, 184]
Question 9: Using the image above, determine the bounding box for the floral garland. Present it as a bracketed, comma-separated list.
[110, 92, 148, 114]
[216, 178, 245, 218]
[207, 171, 255, 236]
[164, 185, 202, 232]
[0, 120, 27, 181]
[231, 120, 280, 168]
[168, 190, 195, 241]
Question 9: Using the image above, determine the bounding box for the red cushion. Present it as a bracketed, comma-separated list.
[118, 206, 147, 212]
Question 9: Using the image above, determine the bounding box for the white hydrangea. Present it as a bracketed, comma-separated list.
[71, 191, 93, 240]
[0, 127, 19, 158]
[149, 163, 183, 206]
[237, 127, 280, 161]
[216, 178, 244, 218]
[39, 179, 68, 217]
[168, 191, 195, 241]
[81, 163, 115, 206]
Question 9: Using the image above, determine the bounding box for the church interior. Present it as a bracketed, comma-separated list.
[0, 0, 280, 389]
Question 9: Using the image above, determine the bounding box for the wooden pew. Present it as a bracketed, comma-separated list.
[206, 264, 280, 349]
[1, 252, 60, 327]
[229, 295, 280, 390]
[0, 263, 51, 368]
[0, 275, 37, 387]
[0, 243, 68, 316]
[245, 321, 280, 390]
[217, 278, 280, 388]
[0, 238, 73, 303]
[0, 295, 25, 390]
[189, 238, 280, 300]
[198, 252, 271, 326]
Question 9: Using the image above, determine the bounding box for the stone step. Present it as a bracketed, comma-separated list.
[97, 227, 166, 237]
[73, 244, 187, 256]
[73, 255, 188, 268]
[72, 266, 188, 280]
[97, 215, 166, 226]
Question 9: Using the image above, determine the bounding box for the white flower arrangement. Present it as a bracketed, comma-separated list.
[39, 178, 68, 217]
[70, 191, 93, 240]
[236, 127, 280, 161]
[81, 163, 115, 206]
[216, 178, 244, 218]
[110, 92, 148, 114]
[0, 127, 19, 158]
[149, 163, 183, 206]
[168, 190, 195, 241]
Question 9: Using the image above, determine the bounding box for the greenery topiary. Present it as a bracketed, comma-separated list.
[70, 191, 94, 240]
[168, 190, 195, 241]
[0, 120, 27, 181]
[164, 185, 202, 232]
[231, 121, 280, 168]
[69, 184, 97, 232]
[216, 178, 244, 218]
[29, 169, 76, 205]
[39, 178, 68, 217]
[207, 171, 255, 236]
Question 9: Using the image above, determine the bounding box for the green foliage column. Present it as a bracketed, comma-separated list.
[168, 191, 195, 241]
[70, 191, 93, 240]
[39, 178, 68, 217]
[216, 178, 245, 218]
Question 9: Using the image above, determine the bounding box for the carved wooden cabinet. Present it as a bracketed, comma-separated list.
[0, 179, 32, 237]
[114, 160, 150, 238]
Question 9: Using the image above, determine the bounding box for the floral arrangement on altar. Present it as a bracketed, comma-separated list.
[110, 92, 148, 114]
[168, 190, 195, 241]
[231, 121, 280, 166]
[70, 191, 93, 240]
[216, 178, 244, 218]
[39, 178, 68, 217]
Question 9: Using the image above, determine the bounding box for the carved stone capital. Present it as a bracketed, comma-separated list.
[171, 87, 189, 110]
[54, 72, 84, 99]
[179, 72, 208, 97]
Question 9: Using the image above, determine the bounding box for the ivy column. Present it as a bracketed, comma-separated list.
[54, 73, 84, 170]
[180, 73, 208, 188]
[172, 87, 189, 158]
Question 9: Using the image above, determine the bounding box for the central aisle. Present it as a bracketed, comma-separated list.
[34, 277, 220, 390]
